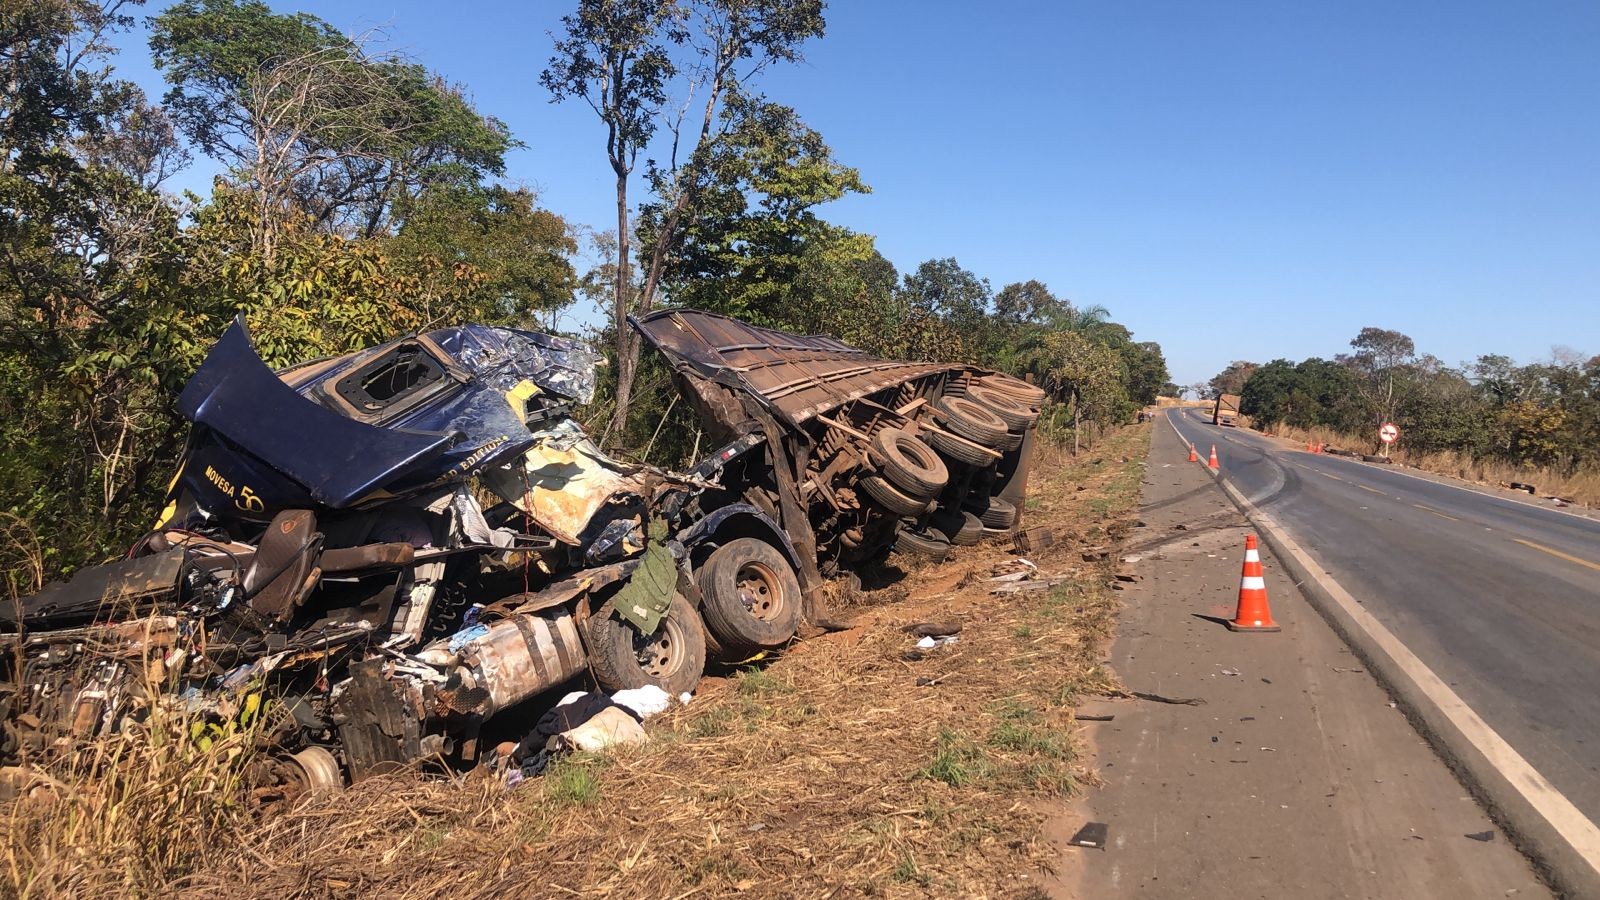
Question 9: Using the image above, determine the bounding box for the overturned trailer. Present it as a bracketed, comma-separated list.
[634, 310, 1045, 586]
[2, 311, 1043, 786]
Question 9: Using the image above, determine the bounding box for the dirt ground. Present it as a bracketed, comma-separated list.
[4, 427, 1155, 899]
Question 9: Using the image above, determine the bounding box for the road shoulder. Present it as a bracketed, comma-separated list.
[1049, 412, 1547, 899]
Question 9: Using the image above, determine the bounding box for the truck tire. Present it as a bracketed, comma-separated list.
[934, 397, 1009, 447]
[585, 593, 706, 696]
[994, 428, 1024, 452]
[894, 526, 951, 561]
[967, 385, 1037, 431]
[696, 538, 801, 653]
[926, 428, 1000, 468]
[860, 474, 935, 517]
[976, 375, 1046, 406]
[871, 428, 948, 498]
[978, 497, 1017, 530]
[934, 510, 984, 546]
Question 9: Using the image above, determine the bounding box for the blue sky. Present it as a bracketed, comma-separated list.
[112, 1, 1600, 386]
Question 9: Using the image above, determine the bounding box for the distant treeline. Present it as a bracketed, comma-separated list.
[1209, 328, 1598, 473]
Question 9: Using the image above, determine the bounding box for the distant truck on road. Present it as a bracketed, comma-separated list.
[1213, 393, 1241, 426]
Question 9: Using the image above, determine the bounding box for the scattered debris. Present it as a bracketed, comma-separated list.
[915, 635, 960, 650]
[902, 621, 963, 638]
[1013, 526, 1057, 553]
[989, 559, 1039, 583]
[1466, 830, 1496, 842]
[1121, 690, 1206, 706]
[1067, 821, 1109, 850]
[1074, 714, 1115, 722]
[991, 576, 1071, 596]
[611, 685, 673, 720]
[557, 706, 648, 752]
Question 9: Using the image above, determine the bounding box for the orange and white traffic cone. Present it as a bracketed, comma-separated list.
[1188, 443, 1198, 462]
[1207, 445, 1219, 468]
[1227, 535, 1279, 632]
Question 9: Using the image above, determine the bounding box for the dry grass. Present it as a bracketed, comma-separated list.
[3, 672, 271, 898]
[1271, 423, 1600, 508]
[4, 425, 1153, 899]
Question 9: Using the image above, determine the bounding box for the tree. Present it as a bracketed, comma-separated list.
[1336, 326, 1419, 426]
[993, 279, 1064, 326]
[1207, 360, 1258, 398]
[546, 0, 826, 438]
[1037, 330, 1127, 454]
[382, 184, 578, 326]
[1119, 341, 1169, 407]
[900, 258, 991, 359]
[151, 0, 514, 256]
[542, 0, 678, 438]
[1, 0, 202, 573]
[643, 93, 866, 324]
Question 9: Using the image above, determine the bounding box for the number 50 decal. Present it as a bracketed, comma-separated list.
[235, 485, 265, 513]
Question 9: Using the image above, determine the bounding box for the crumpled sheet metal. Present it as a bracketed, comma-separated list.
[631, 309, 965, 429]
[483, 421, 648, 545]
[433, 324, 600, 406]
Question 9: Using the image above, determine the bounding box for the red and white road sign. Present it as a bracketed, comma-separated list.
[1379, 422, 1400, 444]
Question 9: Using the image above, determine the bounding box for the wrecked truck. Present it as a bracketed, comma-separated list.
[1, 316, 806, 784]
[2, 310, 1044, 786]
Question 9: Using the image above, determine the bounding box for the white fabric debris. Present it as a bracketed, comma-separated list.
[611, 684, 672, 719]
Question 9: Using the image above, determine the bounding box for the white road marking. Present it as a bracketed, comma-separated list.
[1166, 408, 1600, 886]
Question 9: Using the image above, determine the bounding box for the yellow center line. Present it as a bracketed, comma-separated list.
[1513, 538, 1600, 573]
[1317, 471, 1342, 481]
[1413, 503, 1460, 522]
[1356, 483, 1387, 495]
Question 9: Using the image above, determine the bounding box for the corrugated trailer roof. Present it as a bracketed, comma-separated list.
[632, 309, 965, 428]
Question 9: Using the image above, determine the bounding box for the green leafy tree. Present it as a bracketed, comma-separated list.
[151, 0, 515, 255]
[644, 93, 866, 323]
[900, 258, 991, 360]
[382, 184, 577, 326]
[546, 0, 826, 438]
[542, 0, 679, 438]
[1, 0, 203, 574]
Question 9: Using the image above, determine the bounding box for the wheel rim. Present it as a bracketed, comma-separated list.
[635, 613, 686, 678]
[735, 561, 783, 622]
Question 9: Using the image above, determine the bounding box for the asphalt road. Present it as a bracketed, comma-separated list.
[1169, 408, 1600, 828]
